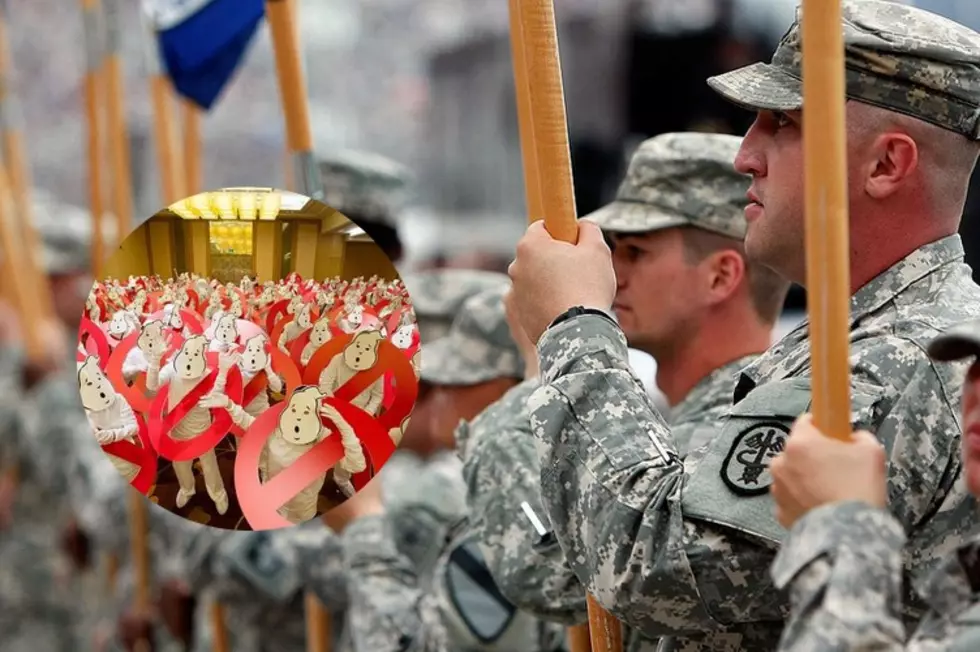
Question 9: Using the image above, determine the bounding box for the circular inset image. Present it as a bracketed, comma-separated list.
[77, 188, 420, 530]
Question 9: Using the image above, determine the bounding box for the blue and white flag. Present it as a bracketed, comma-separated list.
[141, 0, 266, 110]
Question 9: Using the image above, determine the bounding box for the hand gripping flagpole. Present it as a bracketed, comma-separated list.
[264, 1, 331, 650]
[508, 1, 622, 650]
[802, 0, 852, 440]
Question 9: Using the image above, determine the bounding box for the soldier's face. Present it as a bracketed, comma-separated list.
[961, 361, 980, 497]
[735, 110, 806, 282]
[609, 230, 702, 356]
[429, 378, 520, 450]
[398, 382, 442, 457]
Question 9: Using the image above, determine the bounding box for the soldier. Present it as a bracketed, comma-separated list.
[463, 132, 789, 650]
[508, 0, 980, 648]
[322, 284, 566, 652]
[161, 521, 349, 652]
[394, 268, 513, 461]
[0, 194, 111, 650]
[768, 316, 980, 650]
[318, 149, 411, 263]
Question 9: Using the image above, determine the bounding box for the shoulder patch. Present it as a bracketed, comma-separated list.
[444, 539, 516, 643]
[721, 421, 788, 496]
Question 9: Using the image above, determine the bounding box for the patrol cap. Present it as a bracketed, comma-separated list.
[927, 319, 980, 362]
[30, 189, 115, 275]
[584, 133, 748, 238]
[707, 0, 980, 140]
[317, 149, 412, 228]
[401, 269, 510, 343]
[420, 282, 524, 386]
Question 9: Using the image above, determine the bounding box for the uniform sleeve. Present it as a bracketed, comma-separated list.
[771, 501, 908, 651]
[341, 514, 450, 652]
[529, 314, 773, 636]
[460, 383, 588, 625]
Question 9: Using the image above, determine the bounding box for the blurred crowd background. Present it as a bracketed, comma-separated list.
[8, 0, 980, 340]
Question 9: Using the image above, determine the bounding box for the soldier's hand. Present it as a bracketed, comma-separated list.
[770, 414, 888, 529]
[60, 519, 91, 570]
[157, 578, 196, 646]
[322, 475, 385, 533]
[118, 609, 156, 652]
[509, 220, 616, 343]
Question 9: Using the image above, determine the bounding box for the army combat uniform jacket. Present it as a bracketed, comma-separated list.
[526, 236, 980, 649]
[772, 501, 980, 651]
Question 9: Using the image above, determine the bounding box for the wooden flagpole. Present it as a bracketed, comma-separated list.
[509, 1, 621, 650]
[801, 0, 851, 440]
[265, 1, 331, 650]
[505, 1, 592, 649]
[104, 0, 134, 248]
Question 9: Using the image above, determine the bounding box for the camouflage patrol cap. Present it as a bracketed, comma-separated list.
[401, 269, 510, 343]
[318, 150, 412, 228]
[584, 133, 748, 238]
[707, 0, 980, 140]
[420, 283, 524, 386]
[30, 190, 114, 275]
[927, 318, 980, 361]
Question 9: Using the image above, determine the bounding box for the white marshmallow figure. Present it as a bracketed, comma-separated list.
[210, 334, 283, 420]
[339, 305, 364, 334]
[228, 294, 244, 319]
[145, 334, 229, 514]
[390, 324, 414, 350]
[278, 303, 312, 354]
[78, 356, 142, 484]
[286, 295, 303, 316]
[318, 329, 385, 418]
[163, 304, 190, 338]
[204, 292, 223, 320]
[108, 310, 140, 341]
[208, 313, 239, 353]
[300, 316, 333, 366]
[201, 385, 366, 519]
[121, 319, 166, 383]
[131, 289, 148, 316]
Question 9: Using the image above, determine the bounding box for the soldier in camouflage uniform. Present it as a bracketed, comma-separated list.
[767, 317, 980, 650]
[323, 283, 567, 652]
[508, 1, 980, 648]
[0, 193, 110, 650]
[461, 132, 789, 652]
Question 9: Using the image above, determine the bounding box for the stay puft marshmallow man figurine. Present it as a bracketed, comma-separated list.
[209, 334, 283, 420]
[300, 315, 333, 366]
[145, 335, 231, 514]
[122, 319, 165, 383]
[278, 303, 312, 354]
[318, 329, 386, 419]
[208, 313, 239, 354]
[79, 356, 142, 485]
[201, 385, 366, 518]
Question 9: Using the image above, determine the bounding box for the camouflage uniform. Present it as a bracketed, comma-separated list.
[340, 284, 566, 651]
[462, 133, 761, 652]
[176, 520, 349, 652]
[383, 268, 512, 571]
[771, 319, 980, 651]
[524, 2, 980, 649]
[0, 193, 111, 650]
